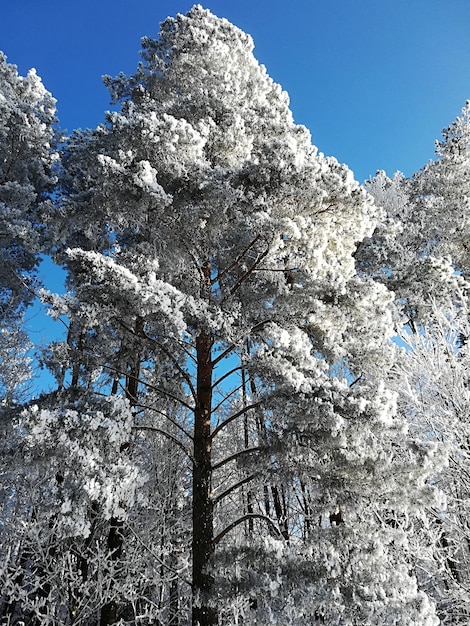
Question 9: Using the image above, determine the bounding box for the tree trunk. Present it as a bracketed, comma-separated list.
[101, 317, 142, 626]
[242, 365, 254, 537]
[169, 574, 179, 625]
[70, 325, 85, 389]
[192, 328, 216, 626]
[99, 517, 123, 626]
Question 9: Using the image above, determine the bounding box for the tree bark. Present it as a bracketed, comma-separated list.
[242, 365, 254, 537]
[99, 517, 124, 626]
[192, 327, 216, 626]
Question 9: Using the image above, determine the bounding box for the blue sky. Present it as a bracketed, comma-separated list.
[2, 0, 470, 182]
[2, 0, 470, 394]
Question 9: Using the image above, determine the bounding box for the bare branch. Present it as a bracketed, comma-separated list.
[211, 401, 263, 441]
[133, 425, 194, 464]
[142, 380, 195, 412]
[212, 446, 264, 471]
[212, 365, 242, 390]
[252, 267, 298, 273]
[133, 400, 193, 440]
[312, 203, 335, 217]
[173, 336, 197, 365]
[249, 319, 273, 335]
[212, 343, 237, 367]
[212, 472, 260, 505]
[349, 374, 363, 388]
[213, 514, 283, 545]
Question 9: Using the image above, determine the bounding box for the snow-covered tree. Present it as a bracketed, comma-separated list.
[353, 103, 470, 625]
[0, 326, 32, 405]
[354, 170, 466, 330]
[413, 101, 470, 279]
[356, 102, 470, 330]
[0, 52, 57, 317]
[2, 7, 444, 626]
[0, 52, 58, 403]
[390, 300, 470, 624]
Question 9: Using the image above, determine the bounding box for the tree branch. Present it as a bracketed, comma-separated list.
[133, 425, 194, 464]
[222, 246, 271, 302]
[212, 446, 264, 471]
[212, 472, 260, 505]
[103, 363, 194, 412]
[133, 400, 193, 440]
[212, 365, 242, 390]
[125, 522, 192, 587]
[145, 334, 197, 401]
[213, 234, 261, 286]
[211, 401, 263, 441]
[249, 318, 273, 335]
[117, 319, 197, 401]
[211, 382, 244, 416]
[212, 343, 237, 367]
[213, 513, 282, 545]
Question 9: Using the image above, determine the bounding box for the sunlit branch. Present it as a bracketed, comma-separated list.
[211, 401, 263, 441]
[212, 365, 242, 390]
[211, 382, 244, 415]
[212, 472, 260, 505]
[213, 513, 282, 545]
[132, 425, 194, 463]
[212, 446, 264, 471]
[213, 234, 261, 286]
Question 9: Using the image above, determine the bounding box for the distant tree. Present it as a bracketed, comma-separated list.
[391, 103, 470, 625]
[391, 301, 470, 625]
[354, 170, 465, 330]
[0, 52, 59, 624]
[355, 102, 470, 625]
[413, 101, 470, 278]
[355, 102, 470, 331]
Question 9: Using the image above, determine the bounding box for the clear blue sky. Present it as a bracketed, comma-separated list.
[2, 0, 470, 182]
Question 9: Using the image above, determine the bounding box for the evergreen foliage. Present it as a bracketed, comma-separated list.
[0, 6, 469, 625]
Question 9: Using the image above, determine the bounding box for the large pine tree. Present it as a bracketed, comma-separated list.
[1, 6, 443, 625]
